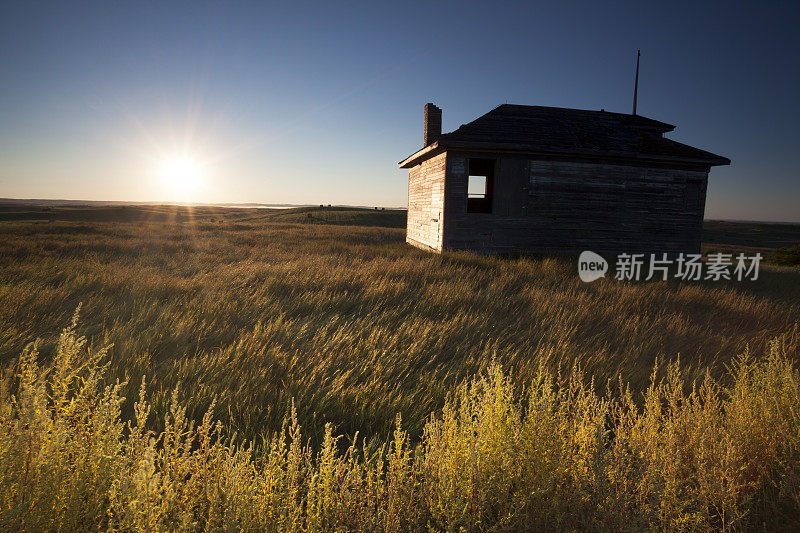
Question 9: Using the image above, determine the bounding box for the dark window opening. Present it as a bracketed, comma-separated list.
[467, 158, 495, 213]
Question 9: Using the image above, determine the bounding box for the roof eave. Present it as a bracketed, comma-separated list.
[398, 142, 441, 168]
[707, 156, 731, 167]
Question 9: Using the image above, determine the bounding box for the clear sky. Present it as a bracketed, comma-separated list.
[1, 1, 798, 221]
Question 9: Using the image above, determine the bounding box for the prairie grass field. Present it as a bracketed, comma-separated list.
[1, 204, 799, 441]
[1, 203, 800, 530]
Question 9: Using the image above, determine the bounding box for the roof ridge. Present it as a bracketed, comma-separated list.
[488, 103, 674, 127]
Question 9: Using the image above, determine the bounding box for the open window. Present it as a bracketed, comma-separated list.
[467, 158, 494, 213]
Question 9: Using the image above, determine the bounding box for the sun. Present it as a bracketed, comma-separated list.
[157, 155, 204, 200]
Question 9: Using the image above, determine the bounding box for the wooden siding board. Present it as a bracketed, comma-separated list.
[406, 152, 447, 252]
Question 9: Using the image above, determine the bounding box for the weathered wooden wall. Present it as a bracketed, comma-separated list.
[406, 151, 447, 251]
[441, 151, 709, 254]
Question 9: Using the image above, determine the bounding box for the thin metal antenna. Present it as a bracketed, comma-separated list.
[632, 50, 640, 115]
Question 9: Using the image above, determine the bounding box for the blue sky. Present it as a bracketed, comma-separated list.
[1, 1, 798, 221]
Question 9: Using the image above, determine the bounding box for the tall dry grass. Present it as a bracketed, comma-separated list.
[1, 313, 798, 531]
[1, 217, 798, 444]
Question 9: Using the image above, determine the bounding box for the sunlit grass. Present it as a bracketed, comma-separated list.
[0, 315, 797, 530]
[0, 217, 798, 445]
[0, 212, 799, 528]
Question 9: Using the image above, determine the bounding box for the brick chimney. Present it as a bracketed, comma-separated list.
[424, 103, 442, 146]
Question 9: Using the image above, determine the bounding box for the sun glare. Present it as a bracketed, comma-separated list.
[157, 155, 204, 200]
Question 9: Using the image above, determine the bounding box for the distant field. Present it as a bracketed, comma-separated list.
[1, 204, 798, 442]
[0, 203, 406, 228]
[702, 219, 800, 256]
[254, 205, 407, 227]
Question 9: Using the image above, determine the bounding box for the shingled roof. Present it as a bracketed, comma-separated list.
[399, 104, 730, 168]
